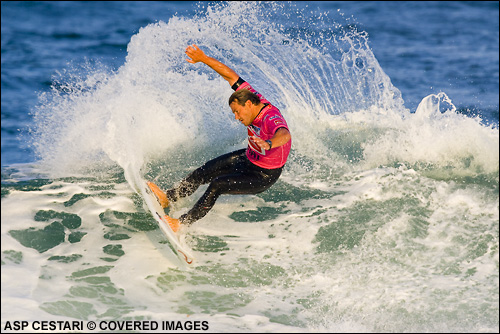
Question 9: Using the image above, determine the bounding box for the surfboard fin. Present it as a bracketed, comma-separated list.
[147, 181, 169, 208]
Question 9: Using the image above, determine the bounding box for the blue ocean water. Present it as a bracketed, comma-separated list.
[2, 1, 499, 332]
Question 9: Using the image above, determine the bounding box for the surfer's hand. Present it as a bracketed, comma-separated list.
[251, 136, 271, 150]
[185, 44, 207, 64]
[185, 44, 239, 86]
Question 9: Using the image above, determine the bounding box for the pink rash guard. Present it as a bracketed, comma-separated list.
[234, 79, 291, 169]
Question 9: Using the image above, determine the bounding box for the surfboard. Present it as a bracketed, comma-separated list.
[139, 180, 195, 265]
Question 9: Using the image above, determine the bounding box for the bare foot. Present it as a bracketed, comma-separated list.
[147, 181, 169, 208]
[163, 215, 180, 233]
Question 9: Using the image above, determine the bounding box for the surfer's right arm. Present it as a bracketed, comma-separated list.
[185, 44, 240, 87]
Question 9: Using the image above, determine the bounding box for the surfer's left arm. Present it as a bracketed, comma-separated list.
[251, 128, 291, 151]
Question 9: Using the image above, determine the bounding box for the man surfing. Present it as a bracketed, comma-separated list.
[148, 44, 292, 232]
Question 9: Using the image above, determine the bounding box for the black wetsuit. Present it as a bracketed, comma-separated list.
[166, 149, 282, 224]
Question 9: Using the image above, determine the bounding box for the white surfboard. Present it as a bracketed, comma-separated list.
[139, 180, 195, 265]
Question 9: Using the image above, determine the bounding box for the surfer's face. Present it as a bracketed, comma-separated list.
[230, 101, 254, 126]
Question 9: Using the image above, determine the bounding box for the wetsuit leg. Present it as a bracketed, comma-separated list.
[165, 149, 248, 202]
[179, 167, 281, 224]
[165, 149, 283, 225]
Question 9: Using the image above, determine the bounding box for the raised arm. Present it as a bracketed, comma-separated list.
[185, 44, 240, 87]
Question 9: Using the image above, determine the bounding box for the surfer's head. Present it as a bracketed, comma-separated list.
[228, 89, 261, 107]
[229, 90, 262, 126]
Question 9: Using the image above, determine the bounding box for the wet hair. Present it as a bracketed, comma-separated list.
[228, 89, 261, 106]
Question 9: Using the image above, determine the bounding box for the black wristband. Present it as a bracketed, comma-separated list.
[265, 140, 272, 150]
[231, 77, 246, 91]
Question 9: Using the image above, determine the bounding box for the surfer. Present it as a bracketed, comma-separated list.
[148, 44, 292, 232]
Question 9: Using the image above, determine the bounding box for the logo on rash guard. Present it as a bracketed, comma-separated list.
[269, 115, 284, 126]
[248, 124, 260, 136]
[247, 125, 265, 155]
